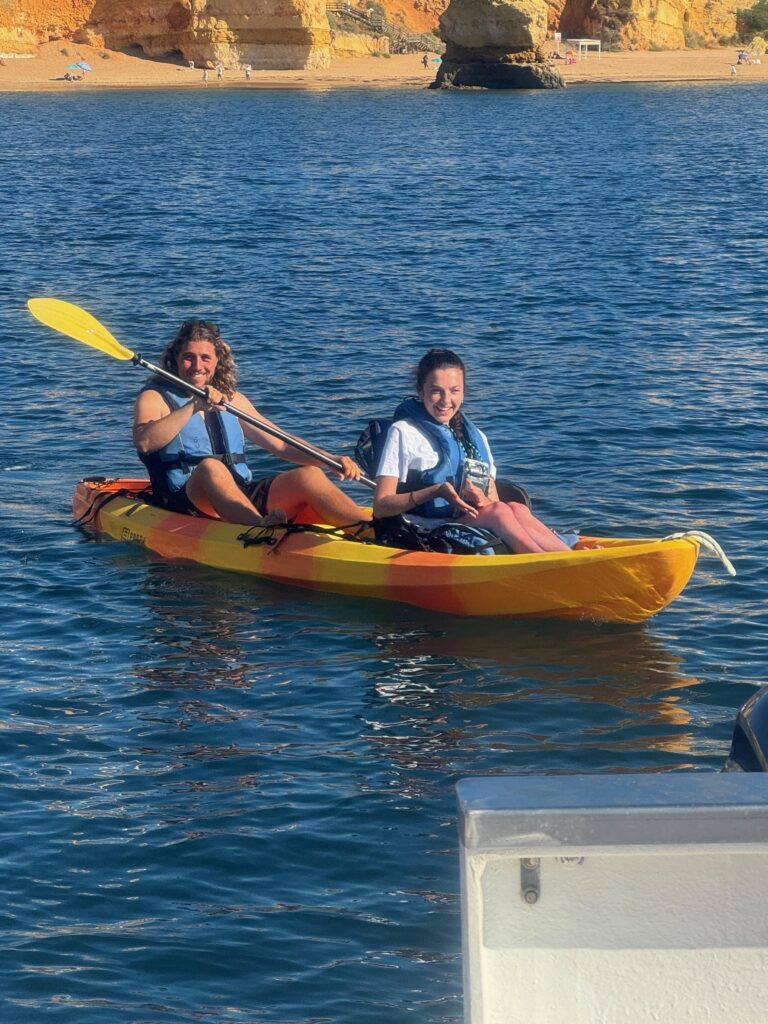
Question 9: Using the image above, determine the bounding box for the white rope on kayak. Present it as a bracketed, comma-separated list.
[661, 530, 737, 577]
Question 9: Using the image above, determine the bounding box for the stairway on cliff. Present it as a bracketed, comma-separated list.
[326, 0, 442, 50]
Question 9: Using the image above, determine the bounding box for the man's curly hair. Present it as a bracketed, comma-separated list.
[162, 319, 239, 398]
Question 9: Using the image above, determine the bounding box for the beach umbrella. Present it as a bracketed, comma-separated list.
[77, 61, 92, 72]
[67, 63, 81, 69]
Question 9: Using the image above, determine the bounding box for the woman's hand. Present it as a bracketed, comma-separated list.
[439, 482, 478, 518]
[332, 455, 364, 481]
[462, 480, 491, 509]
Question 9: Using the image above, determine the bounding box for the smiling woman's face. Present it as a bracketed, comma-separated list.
[419, 366, 465, 424]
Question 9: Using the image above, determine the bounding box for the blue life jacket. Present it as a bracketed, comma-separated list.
[137, 381, 252, 497]
[391, 397, 492, 519]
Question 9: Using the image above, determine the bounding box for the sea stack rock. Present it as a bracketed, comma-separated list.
[432, 0, 564, 89]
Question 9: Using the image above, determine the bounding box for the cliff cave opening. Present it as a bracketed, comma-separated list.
[122, 43, 186, 65]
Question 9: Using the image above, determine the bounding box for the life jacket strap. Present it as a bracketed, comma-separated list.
[161, 452, 248, 471]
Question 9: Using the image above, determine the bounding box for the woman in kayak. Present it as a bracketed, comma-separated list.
[133, 319, 370, 528]
[373, 349, 569, 554]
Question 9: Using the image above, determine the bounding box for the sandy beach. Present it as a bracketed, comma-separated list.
[0, 40, 766, 91]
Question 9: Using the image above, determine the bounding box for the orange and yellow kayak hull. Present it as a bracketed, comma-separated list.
[73, 478, 700, 624]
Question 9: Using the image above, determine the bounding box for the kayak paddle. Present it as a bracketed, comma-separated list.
[27, 297, 375, 489]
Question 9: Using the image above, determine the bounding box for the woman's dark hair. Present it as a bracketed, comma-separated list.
[162, 319, 238, 397]
[415, 348, 466, 392]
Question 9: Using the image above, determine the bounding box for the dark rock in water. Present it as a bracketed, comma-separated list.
[432, 0, 564, 90]
[431, 57, 564, 89]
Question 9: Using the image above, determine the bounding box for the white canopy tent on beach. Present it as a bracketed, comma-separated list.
[567, 38, 602, 60]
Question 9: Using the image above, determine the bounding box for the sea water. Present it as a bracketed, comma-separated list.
[1, 82, 768, 1022]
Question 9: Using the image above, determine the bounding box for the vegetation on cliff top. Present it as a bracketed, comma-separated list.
[738, 0, 768, 37]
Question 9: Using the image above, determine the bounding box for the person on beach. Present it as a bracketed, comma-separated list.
[372, 349, 569, 554]
[245, 64, 252, 80]
[133, 319, 370, 529]
[202, 68, 208, 82]
[216, 62, 223, 80]
[422, 53, 429, 69]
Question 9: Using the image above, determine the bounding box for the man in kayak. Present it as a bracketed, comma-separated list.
[133, 319, 369, 528]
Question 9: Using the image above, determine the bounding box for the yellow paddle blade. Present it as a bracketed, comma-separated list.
[27, 298, 135, 361]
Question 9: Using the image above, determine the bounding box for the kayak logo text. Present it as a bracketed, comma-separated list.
[121, 528, 146, 545]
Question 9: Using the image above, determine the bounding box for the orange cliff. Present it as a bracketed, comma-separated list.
[1, 0, 332, 68]
[1, 0, 94, 55]
[549, 0, 753, 49]
[0, 0, 760, 64]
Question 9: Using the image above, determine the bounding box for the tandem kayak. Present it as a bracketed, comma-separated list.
[73, 477, 707, 624]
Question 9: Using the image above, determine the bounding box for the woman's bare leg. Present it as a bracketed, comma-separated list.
[511, 503, 569, 551]
[461, 502, 568, 554]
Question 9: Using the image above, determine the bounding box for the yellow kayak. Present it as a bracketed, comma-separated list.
[73, 477, 702, 623]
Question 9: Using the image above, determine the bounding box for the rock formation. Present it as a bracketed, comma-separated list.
[433, 0, 565, 88]
[330, 30, 389, 57]
[90, 0, 331, 69]
[1, 0, 332, 68]
[427, 0, 758, 49]
[553, 0, 750, 50]
[0, 0, 95, 56]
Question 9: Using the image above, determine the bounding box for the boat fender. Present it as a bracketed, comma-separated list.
[723, 686, 768, 772]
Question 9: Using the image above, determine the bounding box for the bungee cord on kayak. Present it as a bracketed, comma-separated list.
[238, 520, 375, 551]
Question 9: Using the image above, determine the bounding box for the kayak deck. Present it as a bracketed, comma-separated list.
[73, 478, 700, 623]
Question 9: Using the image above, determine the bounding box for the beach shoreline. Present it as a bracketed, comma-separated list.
[0, 41, 765, 92]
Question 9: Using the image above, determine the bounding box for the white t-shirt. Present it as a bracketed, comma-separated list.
[376, 418, 496, 524]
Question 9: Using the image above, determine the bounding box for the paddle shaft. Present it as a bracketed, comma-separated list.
[134, 354, 376, 490]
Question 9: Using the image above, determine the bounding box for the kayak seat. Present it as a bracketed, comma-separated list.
[495, 478, 532, 510]
[354, 417, 533, 511]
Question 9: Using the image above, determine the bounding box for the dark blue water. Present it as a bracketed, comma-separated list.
[2, 82, 768, 1022]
